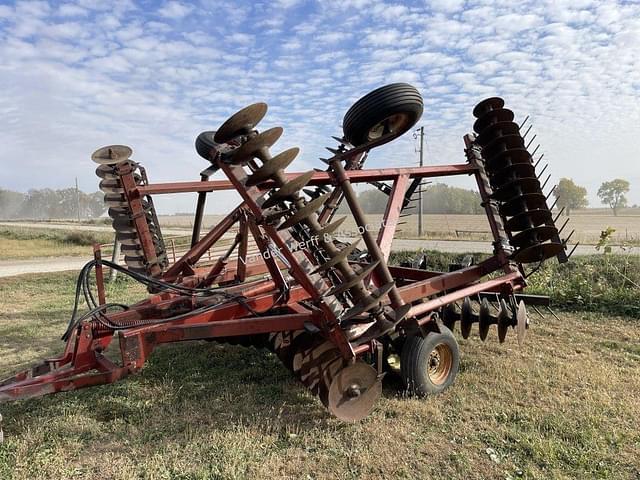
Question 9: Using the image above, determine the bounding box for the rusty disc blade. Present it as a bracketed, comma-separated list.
[340, 282, 395, 323]
[473, 108, 514, 134]
[490, 163, 536, 188]
[214, 103, 268, 144]
[312, 239, 361, 273]
[231, 127, 283, 164]
[478, 298, 492, 341]
[510, 225, 558, 249]
[473, 97, 505, 118]
[476, 121, 520, 146]
[505, 208, 553, 232]
[92, 145, 133, 165]
[328, 362, 381, 422]
[512, 242, 564, 264]
[441, 302, 460, 331]
[499, 193, 548, 217]
[516, 300, 528, 347]
[491, 177, 541, 202]
[95, 164, 118, 179]
[485, 148, 532, 172]
[482, 134, 525, 159]
[246, 147, 299, 187]
[460, 297, 474, 339]
[278, 193, 329, 230]
[313, 216, 347, 240]
[262, 171, 315, 208]
[497, 299, 511, 343]
[326, 261, 379, 297]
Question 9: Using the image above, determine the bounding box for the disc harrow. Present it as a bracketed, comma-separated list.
[0, 84, 574, 439]
[93, 146, 168, 276]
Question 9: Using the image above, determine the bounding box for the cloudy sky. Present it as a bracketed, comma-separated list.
[1, 0, 639, 214]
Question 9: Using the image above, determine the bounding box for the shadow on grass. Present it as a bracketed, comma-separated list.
[1, 341, 355, 441]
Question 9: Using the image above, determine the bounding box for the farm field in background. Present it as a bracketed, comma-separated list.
[159, 210, 640, 245]
[0, 271, 638, 479]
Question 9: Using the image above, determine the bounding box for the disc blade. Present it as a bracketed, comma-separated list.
[473, 108, 515, 134]
[485, 148, 532, 172]
[245, 147, 299, 186]
[312, 239, 361, 273]
[512, 242, 564, 264]
[472, 97, 505, 118]
[262, 171, 315, 209]
[482, 134, 525, 159]
[504, 208, 553, 232]
[278, 193, 329, 230]
[510, 225, 558, 249]
[92, 145, 133, 165]
[326, 261, 379, 297]
[478, 298, 492, 341]
[460, 297, 474, 339]
[491, 177, 541, 202]
[314, 216, 347, 241]
[475, 120, 519, 146]
[214, 103, 268, 144]
[516, 300, 528, 347]
[231, 127, 283, 164]
[497, 299, 511, 343]
[327, 362, 381, 422]
[499, 193, 548, 217]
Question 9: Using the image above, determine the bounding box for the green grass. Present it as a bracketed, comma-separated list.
[0, 272, 639, 479]
[0, 227, 114, 260]
[390, 250, 640, 318]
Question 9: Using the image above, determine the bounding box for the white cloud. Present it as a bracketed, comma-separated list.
[0, 0, 639, 213]
[157, 1, 193, 19]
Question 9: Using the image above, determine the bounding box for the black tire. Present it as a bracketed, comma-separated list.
[343, 83, 423, 147]
[195, 130, 219, 161]
[401, 327, 459, 396]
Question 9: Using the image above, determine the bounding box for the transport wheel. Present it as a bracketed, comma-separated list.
[342, 83, 423, 147]
[195, 131, 219, 161]
[401, 327, 459, 396]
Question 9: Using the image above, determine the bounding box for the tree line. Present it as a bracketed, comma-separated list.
[342, 183, 484, 215]
[0, 188, 106, 220]
[345, 178, 633, 216]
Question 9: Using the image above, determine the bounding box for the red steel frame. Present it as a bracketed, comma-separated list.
[0, 144, 525, 403]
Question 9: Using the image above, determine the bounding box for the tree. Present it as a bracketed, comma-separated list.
[598, 179, 630, 216]
[553, 178, 588, 215]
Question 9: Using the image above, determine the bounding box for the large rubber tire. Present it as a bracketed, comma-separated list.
[195, 130, 219, 161]
[401, 327, 460, 396]
[343, 83, 423, 147]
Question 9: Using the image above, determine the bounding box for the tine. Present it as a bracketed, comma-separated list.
[526, 134, 537, 150]
[547, 306, 561, 321]
[531, 144, 540, 157]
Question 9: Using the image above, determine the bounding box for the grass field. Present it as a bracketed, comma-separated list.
[0, 272, 638, 479]
[0, 228, 113, 260]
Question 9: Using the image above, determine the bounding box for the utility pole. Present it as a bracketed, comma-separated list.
[417, 126, 424, 237]
[75, 177, 81, 223]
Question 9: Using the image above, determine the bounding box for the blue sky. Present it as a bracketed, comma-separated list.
[0, 0, 639, 213]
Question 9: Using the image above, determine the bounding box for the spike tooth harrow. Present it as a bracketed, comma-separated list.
[0, 84, 574, 439]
